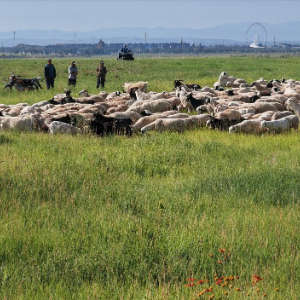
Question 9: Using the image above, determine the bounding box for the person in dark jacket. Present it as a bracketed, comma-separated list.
[44, 59, 56, 89]
[96, 61, 107, 89]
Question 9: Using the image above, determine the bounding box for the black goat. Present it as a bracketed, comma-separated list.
[48, 98, 60, 105]
[208, 116, 242, 131]
[91, 112, 133, 137]
[91, 119, 114, 136]
[250, 95, 260, 103]
[174, 80, 201, 90]
[129, 87, 138, 100]
[114, 118, 132, 136]
[266, 79, 281, 89]
[226, 89, 235, 96]
[186, 93, 208, 110]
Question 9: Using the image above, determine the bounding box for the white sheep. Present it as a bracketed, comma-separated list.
[106, 104, 129, 114]
[283, 115, 299, 131]
[261, 118, 290, 133]
[127, 99, 172, 114]
[32, 100, 51, 108]
[108, 111, 142, 122]
[271, 111, 294, 120]
[123, 81, 148, 93]
[178, 90, 193, 113]
[141, 118, 194, 134]
[285, 98, 300, 118]
[218, 72, 242, 87]
[48, 121, 81, 135]
[129, 111, 179, 133]
[196, 104, 214, 114]
[20, 106, 43, 115]
[214, 109, 242, 121]
[187, 114, 211, 127]
[78, 89, 90, 97]
[229, 119, 267, 134]
[0, 115, 33, 132]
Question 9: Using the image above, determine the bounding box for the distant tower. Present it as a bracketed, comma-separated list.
[179, 38, 183, 44]
[145, 32, 147, 44]
[274, 36, 276, 47]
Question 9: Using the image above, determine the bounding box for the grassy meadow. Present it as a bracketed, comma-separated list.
[1, 56, 300, 299]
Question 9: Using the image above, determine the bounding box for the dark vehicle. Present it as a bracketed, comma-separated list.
[117, 50, 134, 61]
[4, 74, 43, 91]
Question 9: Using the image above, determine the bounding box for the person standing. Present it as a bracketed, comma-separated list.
[44, 59, 56, 89]
[68, 61, 78, 86]
[96, 61, 107, 89]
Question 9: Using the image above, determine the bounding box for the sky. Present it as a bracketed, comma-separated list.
[1, 0, 300, 32]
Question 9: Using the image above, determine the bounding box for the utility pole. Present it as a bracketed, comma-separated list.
[13, 31, 16, 54]
[74, 33, 77, 54]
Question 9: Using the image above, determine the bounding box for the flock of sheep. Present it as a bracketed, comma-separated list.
[1, 71, 300, 136]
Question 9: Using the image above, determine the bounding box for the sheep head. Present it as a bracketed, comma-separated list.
[261, 120, 267, 128]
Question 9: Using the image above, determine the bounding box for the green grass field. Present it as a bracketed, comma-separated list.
[0, 56, 300, 299]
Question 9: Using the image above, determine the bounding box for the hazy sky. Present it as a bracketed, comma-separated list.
[1, 0, 300, 32]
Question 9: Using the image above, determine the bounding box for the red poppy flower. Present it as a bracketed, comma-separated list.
[185, 283, 194, 287]
[197, 279, 205, 285]
[216, 279, 222, 285]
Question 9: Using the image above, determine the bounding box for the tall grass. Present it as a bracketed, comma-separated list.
[0, 57, 300, 299]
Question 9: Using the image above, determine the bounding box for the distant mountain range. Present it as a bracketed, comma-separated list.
[1, 22, 300, 47]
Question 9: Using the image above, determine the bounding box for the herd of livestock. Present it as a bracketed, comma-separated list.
[1, 71, 300, 136]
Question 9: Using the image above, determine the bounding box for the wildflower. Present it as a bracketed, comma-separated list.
[213, 274, 218, 278]
[224, 291, 228, 295]
[235, 276, 239, 279]
[187, 277, 196, 282]
[222, 282, 228, 288]
[209, 254, 214, 257]
[229, 285, 233, 288]
[217, 261, 223, 264]
[275, 288, 280, 292]
[196, 279, 205, 285]
[263, 293, 267, 297]
[256, 288, 261, 292]
[216, 279, 222, 285]
[208, 295, 215, 300]
[185, 283, 194, 287]
[197, 289, 206, 297]
[252, 275, 263, 282]
[224, 276, 234, 282]
[218, 249, 226, 253]
[236, 288, 241, 292]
